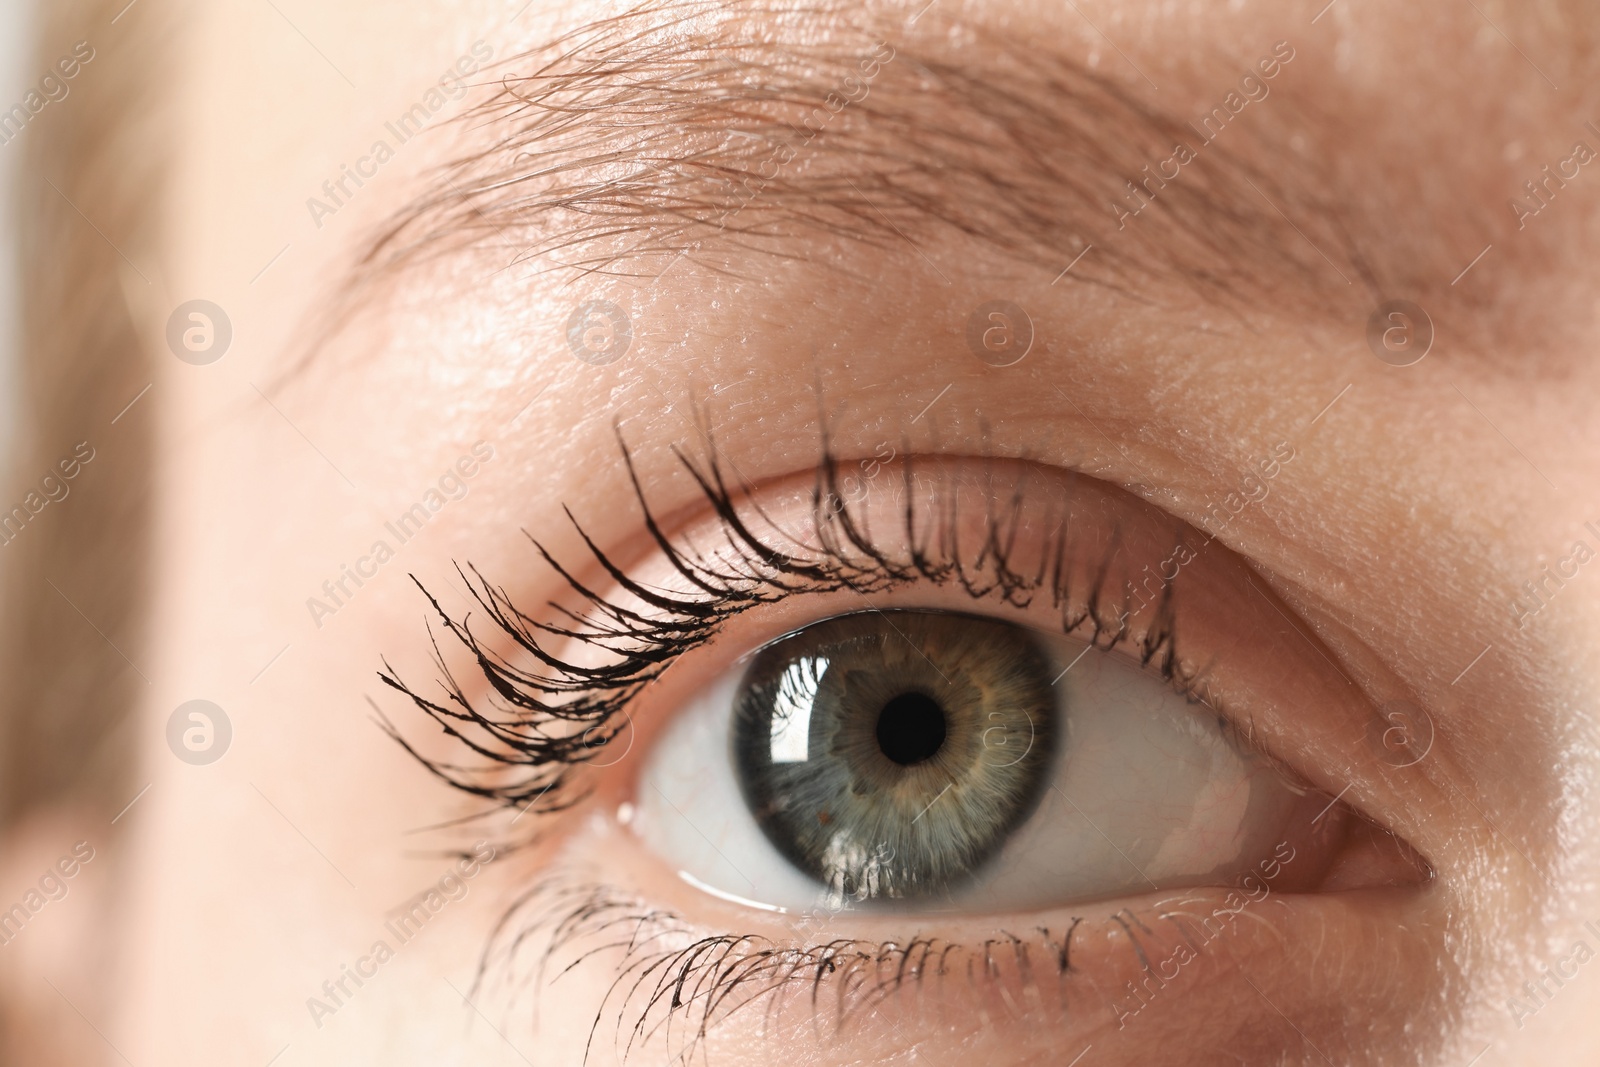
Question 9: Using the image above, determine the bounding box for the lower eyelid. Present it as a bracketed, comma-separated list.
[480, 828, 1453, 1067]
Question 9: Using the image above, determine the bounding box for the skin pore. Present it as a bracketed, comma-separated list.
[7, 0, 1600, 1063]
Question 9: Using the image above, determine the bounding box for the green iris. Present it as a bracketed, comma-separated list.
[732, 610, 1058, 905]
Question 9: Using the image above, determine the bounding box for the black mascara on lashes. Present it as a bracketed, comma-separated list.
[374, 429, 1203, 826]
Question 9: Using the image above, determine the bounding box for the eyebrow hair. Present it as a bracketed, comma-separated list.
[341, 0, 1498, 340]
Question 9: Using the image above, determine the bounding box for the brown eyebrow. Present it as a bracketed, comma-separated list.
[333, 0, 1504, 348]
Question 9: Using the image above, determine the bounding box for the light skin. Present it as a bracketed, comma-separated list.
[5, 0, 1600, 1063]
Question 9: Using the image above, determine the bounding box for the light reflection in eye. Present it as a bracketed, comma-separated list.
[768, 656, 829, 764]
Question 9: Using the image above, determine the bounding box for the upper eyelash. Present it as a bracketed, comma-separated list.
[375, 424, 1202, 823]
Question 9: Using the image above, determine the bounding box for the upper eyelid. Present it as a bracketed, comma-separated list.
[375, 433, 1362, 835]
[379, 442, 1125, 810]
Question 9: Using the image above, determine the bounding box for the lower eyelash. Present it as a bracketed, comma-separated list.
[376, 426, 1202, 822]
[475, 873, 1086, 1064]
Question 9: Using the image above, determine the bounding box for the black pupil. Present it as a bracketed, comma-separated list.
[875, 692, 947, 765]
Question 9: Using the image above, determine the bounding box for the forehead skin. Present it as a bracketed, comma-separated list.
[115, 0, 1600, 1063]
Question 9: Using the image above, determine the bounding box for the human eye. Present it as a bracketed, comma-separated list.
[380, 442, 1432, 1064]
[643, 605, 1321, 915]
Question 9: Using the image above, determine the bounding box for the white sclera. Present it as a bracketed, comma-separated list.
[632, 626, 1304, 914]
[634, 668, 825, 912]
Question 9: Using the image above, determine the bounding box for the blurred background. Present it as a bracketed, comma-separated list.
[0, 0, 26, 474]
